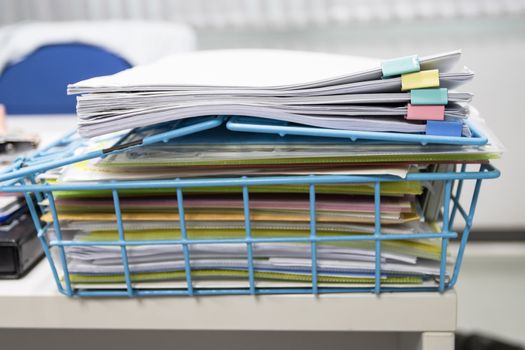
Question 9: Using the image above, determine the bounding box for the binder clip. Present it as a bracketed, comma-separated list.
[401, 69, 440, 91]
[426, 120, 463, 137]
[381, 55, 420, 78]
[411, 88, 448, 105]
[406, 104, 445, 121]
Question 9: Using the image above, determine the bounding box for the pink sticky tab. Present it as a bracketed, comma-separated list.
[406, 104, 445, 121]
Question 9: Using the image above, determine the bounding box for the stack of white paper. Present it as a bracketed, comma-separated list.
[68, 49, 473, 138]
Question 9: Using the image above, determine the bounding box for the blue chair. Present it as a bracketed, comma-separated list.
[0, 43, 131, 114]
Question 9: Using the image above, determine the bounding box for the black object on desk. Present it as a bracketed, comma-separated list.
[0, 212, 43, 279]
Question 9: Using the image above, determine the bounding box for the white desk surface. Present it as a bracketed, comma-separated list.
[0, 261, 457, 331]
[6, 114, 77, 146]
[0, 115, 456, 332]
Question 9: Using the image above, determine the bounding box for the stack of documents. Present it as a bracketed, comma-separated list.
[50, 185, 442, 288]
[69, 49, 473, 138]
[45, 49, 501, 290]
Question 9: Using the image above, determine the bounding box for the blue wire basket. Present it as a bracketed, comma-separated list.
[0, 116, 500, 297]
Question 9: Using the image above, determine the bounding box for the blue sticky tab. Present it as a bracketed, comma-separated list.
[381, 55, 420, 78]
[426, 120, 463, 137]
[411, 88, 448, 105]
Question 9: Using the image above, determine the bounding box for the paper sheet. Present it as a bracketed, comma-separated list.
[68, 49, 461, 92]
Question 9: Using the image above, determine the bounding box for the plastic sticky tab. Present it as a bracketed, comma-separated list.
[401, 69, 440, 91]
[381, 55, 420, 78]
[406, 104, 445, 121]
[411, 88, 448, 105]
[426, 120, 463, 137]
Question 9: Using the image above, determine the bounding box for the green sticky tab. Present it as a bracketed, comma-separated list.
[381, 55, 420, 78]
[411, 88, 448, 105]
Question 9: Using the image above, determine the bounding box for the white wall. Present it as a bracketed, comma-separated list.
[1, 0, 524, 27]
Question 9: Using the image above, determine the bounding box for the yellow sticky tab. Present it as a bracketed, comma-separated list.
[401, 69, 440, 91]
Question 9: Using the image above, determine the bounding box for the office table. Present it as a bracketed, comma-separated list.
[0, 261, 455, 350]
[0, 115, 455, 350]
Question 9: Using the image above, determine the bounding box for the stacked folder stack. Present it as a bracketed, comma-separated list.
[69, 49, 473, 138]
[38, 49, 501, 291]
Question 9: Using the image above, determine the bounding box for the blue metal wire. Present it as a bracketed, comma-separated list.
[226, 117, 488, 146]
[309, 183, 318, 294]
[28, 174, 44, 205]
[46, 191, 73, 296]
[449, 178, 483, 288]
[449, 163, 467, 229]
[70, 285, 458, 298]
[439, 180, 452, 292]
[242, 183, 256, 294]
[374, 181, 382, 294]
[176, 187, 194, 295]
[49, 232, 458, 247]
[112, 190, 134, 296]
[0, 120, 501, 297]
[0, 117, 223, 183]
[22, 190, 65, 295]
[0, 166, 500, 193]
